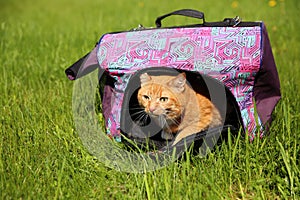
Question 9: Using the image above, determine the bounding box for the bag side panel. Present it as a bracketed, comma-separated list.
[254, 23, 281, 133]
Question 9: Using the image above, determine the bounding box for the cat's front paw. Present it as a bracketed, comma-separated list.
[161, 131, 174, 140]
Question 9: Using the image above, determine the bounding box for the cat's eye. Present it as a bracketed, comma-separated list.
[160, 97, 168, 102]
[143, 95, 150, 101]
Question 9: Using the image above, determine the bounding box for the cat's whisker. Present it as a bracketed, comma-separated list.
[134, 111, 150, 126]
[130, 110, 147, 117]
[171, 117, 181, 125]
[135, 112, 146, 121]
[158, 115, 167, 128]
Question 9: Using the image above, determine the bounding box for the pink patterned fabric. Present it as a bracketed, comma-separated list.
[97, 26, 263, 140]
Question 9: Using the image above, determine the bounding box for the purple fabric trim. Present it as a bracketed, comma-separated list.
[102, 85, 114, 131]
[254, 24, 281, 130]
[76, 47, 98, 78]
[65, 47, 99, 80]
[82, 47, 98, 70]
[67, 74, 75, 80]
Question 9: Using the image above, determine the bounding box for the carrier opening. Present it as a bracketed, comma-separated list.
[120, 67, 243, 150]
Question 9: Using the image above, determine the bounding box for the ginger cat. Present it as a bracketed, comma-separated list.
[137, 72, 222, 145]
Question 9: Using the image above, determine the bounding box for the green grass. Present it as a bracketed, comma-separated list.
[1, 0, 300, 199]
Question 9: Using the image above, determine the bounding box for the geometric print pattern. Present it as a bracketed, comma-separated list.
[97, 25, 263, 141]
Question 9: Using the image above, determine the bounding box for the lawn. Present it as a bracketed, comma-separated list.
[1, 0, 300, 199]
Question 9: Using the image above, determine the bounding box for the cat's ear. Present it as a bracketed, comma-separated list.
[169, 73, 186, 93]
[140, 73, 151, 85]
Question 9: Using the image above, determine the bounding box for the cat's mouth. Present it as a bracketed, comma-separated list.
[147, 112, 166, 118]
[147, 110, 175, 120]
[165, 108, 172, 114]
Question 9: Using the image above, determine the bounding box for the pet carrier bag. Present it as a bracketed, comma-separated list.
[65, 9, 281, 153]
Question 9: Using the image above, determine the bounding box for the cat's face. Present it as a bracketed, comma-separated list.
[137, 73, 186, 120]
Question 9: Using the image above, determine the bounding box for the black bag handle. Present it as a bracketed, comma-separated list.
[155, 9, 205, 28]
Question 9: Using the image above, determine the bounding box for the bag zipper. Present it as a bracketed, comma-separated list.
[108, 17, 261, 35]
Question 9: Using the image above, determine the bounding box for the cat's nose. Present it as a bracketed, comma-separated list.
[149, 106, 156, 113]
